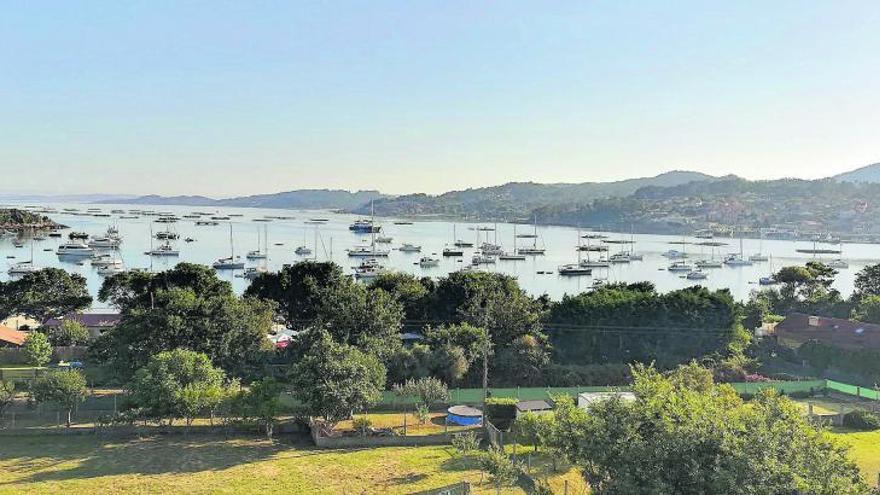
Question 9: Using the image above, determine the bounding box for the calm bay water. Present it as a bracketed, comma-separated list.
[2, 202, 877, 304]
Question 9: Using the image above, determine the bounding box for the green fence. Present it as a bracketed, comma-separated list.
[826, 380, 880, 400]
[381, 380, 830, 406]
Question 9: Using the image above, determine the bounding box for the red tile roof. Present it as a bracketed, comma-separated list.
[0, 325, 27, 346]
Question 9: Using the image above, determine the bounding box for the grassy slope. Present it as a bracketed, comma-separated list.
[0, 435, 528, 495]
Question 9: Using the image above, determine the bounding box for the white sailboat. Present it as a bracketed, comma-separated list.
[724, 236, 753, 266]
[559, 229, 592, 276]
[347, 206, 390, 257]
[246, 226, 268, 260]
[213, 224, 245, 269]
[8, 242, 39, 275]
[517, 215, 545, 255]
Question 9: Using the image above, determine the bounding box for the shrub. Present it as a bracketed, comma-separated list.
[352, 416, 372, 436]
[22, 332, 52, 367]
[451, 431, 480, 456]
[543, 363, 631, 387]
[843, 410, 880, 431]
[479, 447, 520, 487]
[415, 404, 430, 425]
[45, 319, 90, 346]
[484, 397, 517, 430]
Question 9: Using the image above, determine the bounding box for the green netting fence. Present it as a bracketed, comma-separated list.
[826, 380, 880, 400]
[380, 380, 832, 406]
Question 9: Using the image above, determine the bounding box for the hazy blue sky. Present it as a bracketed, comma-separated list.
[2, 1, 880, 196]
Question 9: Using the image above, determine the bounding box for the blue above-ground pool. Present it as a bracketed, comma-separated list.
[447, 405, 483, 426]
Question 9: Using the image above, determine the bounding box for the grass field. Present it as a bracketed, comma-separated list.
[831, 429, 880, 485]
[0, 434, 578, 494]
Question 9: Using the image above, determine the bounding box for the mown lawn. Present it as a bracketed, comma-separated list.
[0, 434, 531, 494]
[831, 428, 880, 485]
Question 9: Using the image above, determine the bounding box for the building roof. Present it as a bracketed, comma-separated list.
[776, 313, 880, 350]
[0, 325, 28, 346]
[515, 400, 553, 412]
[44, 313, 121, 328]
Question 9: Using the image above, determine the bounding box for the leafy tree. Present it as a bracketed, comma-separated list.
[22, 332, 52, 367]
[30, 369, 87, 427]
[549, 363, 866, 494]
[45, 319, 90, 346]
[243, 261, 348, 329]
[0, 268, 91, 321]
[424, 323, 490, 368]
[289, 330, 385, 430]
[548, 285, 741, 367]
[235, 377, 283, 438]
[313, 278, 404, 360]
[91, 287, 273, 378]
[393, 377, 449, 411]
[127, 349, 226, 427]
[369, 272, 433, 320]
[479, 447, 520, 488]
[0, 380, 14, 417]
[855, 263, 880, 299]
[852, 295, 880, 324]
[98, 262, 231, 311]
[492, 334, 550, 386]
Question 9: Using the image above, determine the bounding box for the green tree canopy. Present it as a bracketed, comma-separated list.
[243, 261, 348, 330]
[22, 331, 52, 367]
[127, 349, 226, 427]
[31, 369, 87, 427]
[289, 330, 385, 429]
[98, 263, 232, 311]
[91, 285, 274, 379]
[854, 263, 880, 299]
[0, 268, 91, 321]
[549, 363, 866, 494]
[45, 319, 90, 346]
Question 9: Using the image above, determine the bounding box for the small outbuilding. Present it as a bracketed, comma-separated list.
[515, 400, 554, 417]
[577, 391, 636, 410]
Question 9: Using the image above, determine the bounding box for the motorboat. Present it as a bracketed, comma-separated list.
[399, 243, 422, 253]
[145, 242, 179, 257]
[686, 270, 708, 280]
[759, 276, 777, 286]
[661, 249, 688, 259]
[419, 256, 440, 267]
[498, 252, 526, 261]
[155, 231, 179, 240]
[239, 266, 268, 280]
[453, 240, 474, 248]
[826, 259, 849, 269]
[196, 221, 220, 226]
[471, 253, 496, 265]
[558, 264, 592, 276]
[723, 254, 753, 266]
[749, 254, 769, 262]
[667, 261, 694, 272]
[580, 259, 611, 268]
[695, 259, 723, 269]
[91, 254, 120, 268]
[68, 231, 89, 240]
[349, 219, 381, 233]
[295, 245, 312, 256]
[442, 247, 464, 257]
[479, 242, 504, 256]
[347, 245, 390, 257]
[375, 236, 393, 244]
[353, 258, 387, 281]
[609, 252, 631, 263]
[213, 257, 245, 270]
[517, 247, 546, 255]
[88, 236, 121, 249]
[56, 243, 94, 257]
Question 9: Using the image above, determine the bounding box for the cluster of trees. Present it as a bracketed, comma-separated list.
[510, 364, 869, 495]
[0, 268, 91, 322]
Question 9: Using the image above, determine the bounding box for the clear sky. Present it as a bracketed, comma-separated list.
[2, 1, 880, 197]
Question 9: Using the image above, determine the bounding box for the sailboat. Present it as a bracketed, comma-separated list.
[759, 255, 778, 285]
[724, 236, 753, 266]
[295, 228, 314, 256]
[213, 224, 245, 269]
[443, 224, 465, 256]
[517, 215, 546, 255]
[347, 206, 390, 257]
[559, 229, 593, 276]
[246, 226, 268, 260]
[8, 241, 39, 275]
[579, 236, 611, 268]
[749, 230, 768, 262]
[827, 243, 849, 269]
[499, 225, 526, 261]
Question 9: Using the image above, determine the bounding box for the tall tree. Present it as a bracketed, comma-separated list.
[91, 286, 273, 378]
[127, 349, 226, 427]
[22, 332, 52, 367]
[244, 261, 348, 329]
[289, 330, 385, 430]
[31, 369, 87, 427]
[0, 268, 91, 321]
